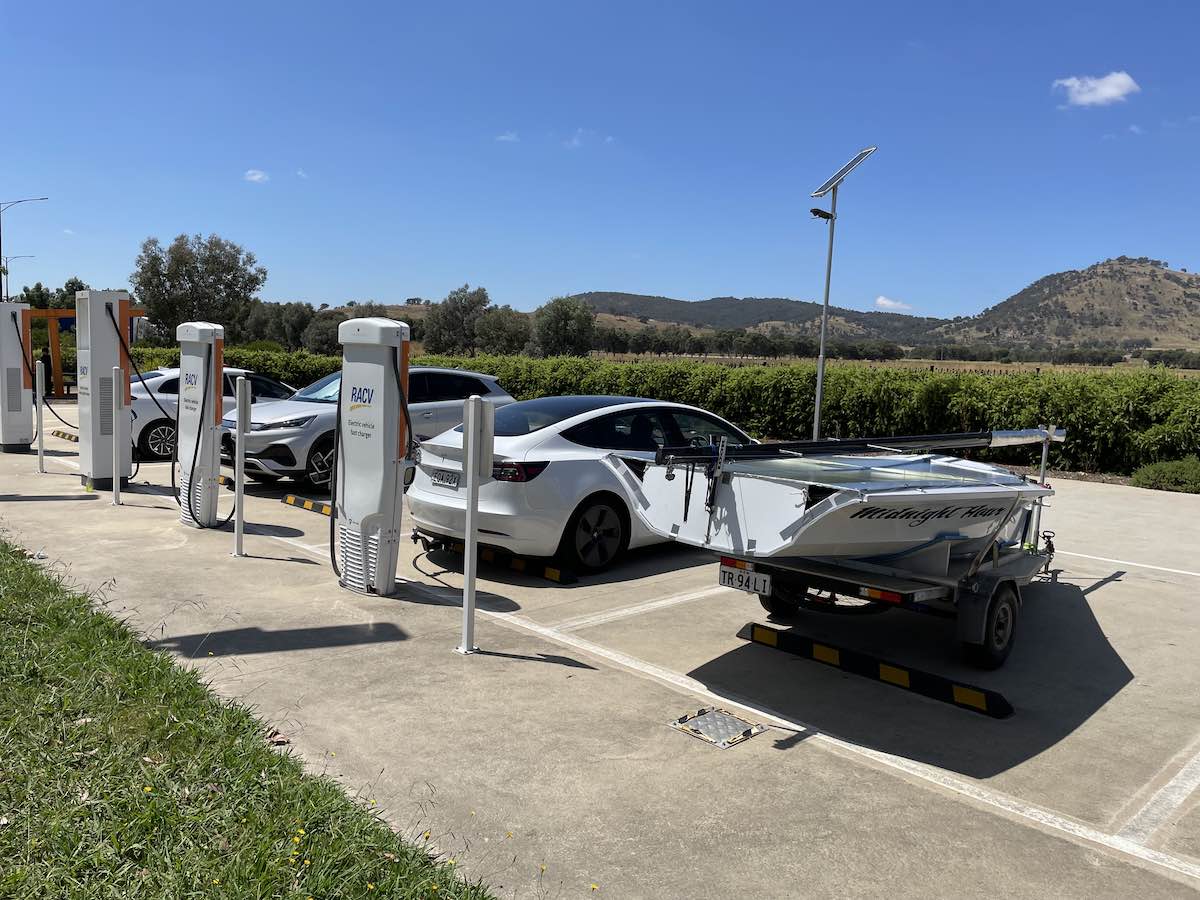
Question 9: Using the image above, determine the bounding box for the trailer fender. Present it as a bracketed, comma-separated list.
[956, 575, 1020, 645]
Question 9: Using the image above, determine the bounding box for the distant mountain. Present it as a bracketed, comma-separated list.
[573, 257, 1200, 349]
[936, 257, 1200, 349]
[572, 291, 948, 344]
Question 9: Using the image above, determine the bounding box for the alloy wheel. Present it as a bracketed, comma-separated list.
[573, 503, 623, 569]
[146, 423, 176, 459]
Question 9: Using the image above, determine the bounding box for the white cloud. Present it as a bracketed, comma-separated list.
[604, 135, 615, 144]
[874, 295, 912, 311]
[1128, 124, 1144, 135]
[563, 128, 585, 149]
[495, 131, 519, 143]
[243, 169, 269, 183]
[1052, 71, 1140, 107]
[296, 168, 309, 178]
[62, 228, 74, 235]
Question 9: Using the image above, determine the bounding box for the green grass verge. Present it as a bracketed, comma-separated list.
[0, 540, 492, 899]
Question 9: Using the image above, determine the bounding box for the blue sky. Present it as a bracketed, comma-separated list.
[2, 1, 1197, 317]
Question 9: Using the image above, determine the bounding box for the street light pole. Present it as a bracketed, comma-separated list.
[812, 183, 837, 440]
[808, 148, 875, 440]
[1, 255, 35, 302]
[0, 197, 49, 301]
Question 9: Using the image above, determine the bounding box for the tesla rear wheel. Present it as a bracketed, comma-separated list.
[138, 420, 176, 460]
[562, 496, 628, 572]
[303, 434, 336, 488]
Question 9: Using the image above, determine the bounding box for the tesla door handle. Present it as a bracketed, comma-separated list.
[421, 411, 434, 418]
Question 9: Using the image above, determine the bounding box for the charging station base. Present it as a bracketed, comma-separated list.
[1, 444, 32, 454]
[81, 476, 130, 490]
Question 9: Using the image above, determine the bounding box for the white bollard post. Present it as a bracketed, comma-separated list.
[232, 376, 249, 557]
[35, 360, 44, 473]
[456, 395, 494, 655]
[457, 396, 482, 655]
[111, 366, 123, 505]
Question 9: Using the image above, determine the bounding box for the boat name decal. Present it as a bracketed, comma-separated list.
[849, 504, 1009, 527]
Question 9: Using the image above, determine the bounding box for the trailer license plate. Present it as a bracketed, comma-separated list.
[719, 565, 772, 595]
[431, 469, 460, 489]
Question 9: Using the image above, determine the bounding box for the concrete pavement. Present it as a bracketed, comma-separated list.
[2, 417, 1200, 897]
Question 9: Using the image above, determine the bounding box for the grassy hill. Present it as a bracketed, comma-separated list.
[937, 257, 1200, 349]
[571, 257, 1200, 349]
[572, 291, 945, 343]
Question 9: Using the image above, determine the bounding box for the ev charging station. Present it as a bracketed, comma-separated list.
[176, 322, 226, 528]
[76, 290, 133, 489]
[331, 317, 411, 596]
[0, 302, 34, 453]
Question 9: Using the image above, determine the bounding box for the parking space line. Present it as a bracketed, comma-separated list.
[474, 603, 1200, 884]
[258, 533, 1200, 886]
[554, 585, 734, 631]
[1056, 550, 1200, 579]
[1118, 743, 1200, 845]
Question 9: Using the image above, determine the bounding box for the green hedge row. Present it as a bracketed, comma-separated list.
[118, 348, 1199, 474]
[418, 354, 1200, 474]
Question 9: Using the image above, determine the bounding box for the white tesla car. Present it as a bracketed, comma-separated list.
[407, 396, 754, 571]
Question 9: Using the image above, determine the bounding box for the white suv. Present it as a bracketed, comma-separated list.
[221, 366, 514, 486]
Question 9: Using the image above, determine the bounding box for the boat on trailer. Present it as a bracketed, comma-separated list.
[610, 428, 1066, 668]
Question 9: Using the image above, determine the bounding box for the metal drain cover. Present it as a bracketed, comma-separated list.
[670, 707, 765, 750]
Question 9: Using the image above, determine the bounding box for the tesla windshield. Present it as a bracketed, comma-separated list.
[293, 371, 341, 403]
[474, 396, 648, 437]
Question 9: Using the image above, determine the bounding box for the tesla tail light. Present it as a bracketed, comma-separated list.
[491, 461, 548, 482]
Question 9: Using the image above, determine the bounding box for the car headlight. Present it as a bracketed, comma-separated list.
[251, 415, 316, 432]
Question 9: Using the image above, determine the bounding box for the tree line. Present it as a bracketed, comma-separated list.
[16, 231, 1183, 367]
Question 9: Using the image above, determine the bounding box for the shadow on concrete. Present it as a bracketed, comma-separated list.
[418, 541, 713, 591]
[126, 482, 177, 497]
[148, 622, 407, 658]
[472, 648, 597, 669]
[397, 571, 521, 613]
[0, 493, 99, 502]
[243, 522, 308, 539]
[687, 575, 1132, 778]
[235, 552, 321, 566]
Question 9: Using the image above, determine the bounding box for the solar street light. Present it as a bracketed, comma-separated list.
[809, 147, 876, 440]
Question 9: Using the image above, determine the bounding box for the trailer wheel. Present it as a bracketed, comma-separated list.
[963, 584, 1018, 669]
[757, 580, 807, 620]
[758, 592, 799, 619]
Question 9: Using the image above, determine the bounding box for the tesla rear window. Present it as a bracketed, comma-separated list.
[470, 396, 646, 436]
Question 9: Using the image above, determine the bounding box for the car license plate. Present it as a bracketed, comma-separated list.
[719, 564, 772, 595]
[430, 469, 460, 489]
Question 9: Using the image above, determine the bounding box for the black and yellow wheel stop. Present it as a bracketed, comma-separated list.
[281, 494, 333, 517]
[738, 622, 1014, 718]
[50, 430, 78, 442]
[443, 539, 576, 585]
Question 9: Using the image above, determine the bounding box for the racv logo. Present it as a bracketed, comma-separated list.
[348, 385, 374, 411]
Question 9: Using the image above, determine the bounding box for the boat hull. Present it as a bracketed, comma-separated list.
[614, 454, 1050, 562]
